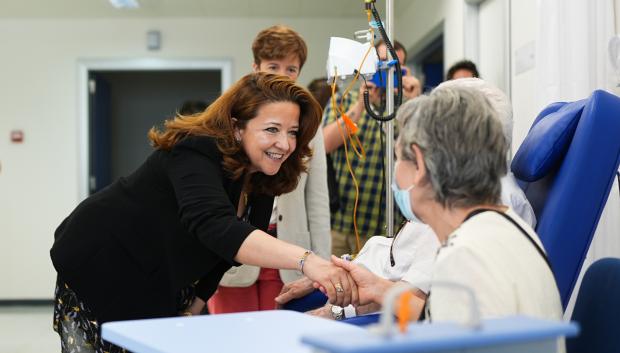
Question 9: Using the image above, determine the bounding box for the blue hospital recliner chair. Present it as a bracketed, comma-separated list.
[566, 257, 620, 353]
[511, 89, 620, 308]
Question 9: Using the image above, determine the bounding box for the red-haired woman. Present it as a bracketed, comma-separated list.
[50, 72, 357, 353]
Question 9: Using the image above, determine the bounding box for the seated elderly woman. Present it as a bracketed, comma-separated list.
[332, 85, 562, 323]
[276, 79, 539, 321]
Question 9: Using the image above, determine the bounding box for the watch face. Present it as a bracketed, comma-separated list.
[331, 305, 344, 320]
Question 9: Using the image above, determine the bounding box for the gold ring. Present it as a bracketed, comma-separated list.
[335, 283, 344, 293]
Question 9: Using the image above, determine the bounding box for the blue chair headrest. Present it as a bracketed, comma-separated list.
[512, 99, 587, 181]
[530, 101, 567, 127]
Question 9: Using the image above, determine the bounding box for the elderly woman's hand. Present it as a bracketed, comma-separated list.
[274, 276, 314, 307]
[302, 253, 359, 307]
[306, 304, 333, 319]
[331, 255, 393, 306]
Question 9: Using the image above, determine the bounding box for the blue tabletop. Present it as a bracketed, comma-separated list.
[301, 316, 579, 353]
[102, 310, 364, 353]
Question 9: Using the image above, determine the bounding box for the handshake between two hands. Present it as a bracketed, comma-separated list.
[275, 255, 390, 310]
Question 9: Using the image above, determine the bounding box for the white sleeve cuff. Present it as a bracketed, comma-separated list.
[344, 304, 357, 318]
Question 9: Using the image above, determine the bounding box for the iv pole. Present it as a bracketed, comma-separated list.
[384, 0, 395, 237]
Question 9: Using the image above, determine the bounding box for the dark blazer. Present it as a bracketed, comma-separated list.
[50, 136, 273, 323]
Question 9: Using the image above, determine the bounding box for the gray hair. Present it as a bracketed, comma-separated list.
[396, 86, 508, 208]
[435, 78, 513, 146]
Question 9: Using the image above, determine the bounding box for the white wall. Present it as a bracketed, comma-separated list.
[0, 17, 364, 299]
[510, 0, 541, 153]
[396, 0, 519, 143]
[617, 0, 620, 35]
[478, 0, 508, 94]
[395, 0, 465, 76]
[512, 0, 620, 150]
[395, 0, 561, 153]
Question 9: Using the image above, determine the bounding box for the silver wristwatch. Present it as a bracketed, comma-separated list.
[330, 305, 344, 320]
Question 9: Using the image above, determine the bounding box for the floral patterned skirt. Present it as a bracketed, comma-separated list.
[53, 277, 195, 353]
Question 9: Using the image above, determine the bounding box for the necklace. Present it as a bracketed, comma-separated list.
[241, 174, 251, 208]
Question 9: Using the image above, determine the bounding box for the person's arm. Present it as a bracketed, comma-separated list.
[275, 276, 316, 307]
[166, 138, 357, 307]
[331, 255, 392, 305]
[330, 256, 426, 321]
[186, 261, 234, 315]
[305, 128, 331, 259]
[323, 83, 377, 154]
[398, 223, 441, 295]
[307, 302, 382, 320]
[306, 304, 333, 319]
[234, 230, 314, 268]
[306, 284, 424, 320]
[236, 231, 358, 307]
[273, 234, 385, 307]
[323, 98, 364, 154]
[167, 139, 259, 264]
[183, 297, 206, 316]
[502, 174, 537, 228]
[355, 302, 382, 315]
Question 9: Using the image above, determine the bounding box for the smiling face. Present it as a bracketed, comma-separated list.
[253, 54, 301, 81]
[236, 101, 300, 175]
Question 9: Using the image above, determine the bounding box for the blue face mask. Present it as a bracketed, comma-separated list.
[391, 179, 424, 224]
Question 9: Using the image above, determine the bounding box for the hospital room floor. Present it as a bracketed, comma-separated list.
[0, 305, 59, 352]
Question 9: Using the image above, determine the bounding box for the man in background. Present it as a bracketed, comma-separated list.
[322, 40, 421, 257]
[446, 59, 480, 80]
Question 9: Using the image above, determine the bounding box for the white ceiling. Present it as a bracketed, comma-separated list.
[0, 0, 411, 18]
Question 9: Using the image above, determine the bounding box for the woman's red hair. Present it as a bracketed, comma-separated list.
[148, 72, 322, 196]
